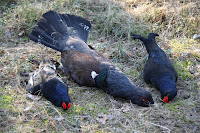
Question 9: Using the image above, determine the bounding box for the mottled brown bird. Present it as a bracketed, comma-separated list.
[27, 59, 71, 110]
[29, 11, 155, 107]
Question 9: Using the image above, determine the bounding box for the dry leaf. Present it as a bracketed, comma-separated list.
[121, 103, 131, 112]
[18, 30, 25, 36]
[96, 113, 113, 125]
[24, 105, 32, 111]
[51, 121, 55, 127]
[54, 116, 65, 121]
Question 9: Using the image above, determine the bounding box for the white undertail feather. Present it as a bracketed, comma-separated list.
[28, 74, 34, 86]
[91, 71, 98, 79]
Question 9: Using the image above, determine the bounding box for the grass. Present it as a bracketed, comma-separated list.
[0, 0, 200, 132]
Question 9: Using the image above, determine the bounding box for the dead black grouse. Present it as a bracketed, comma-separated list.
[27, 59, 71, 110]
[131, 33, 178, 103]
[29, 11, 154, 107]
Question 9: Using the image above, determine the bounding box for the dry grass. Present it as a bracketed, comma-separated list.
[0, 0, 200, 132]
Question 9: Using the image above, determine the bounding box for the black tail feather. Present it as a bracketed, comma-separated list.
[131, 33, 160, 53]
[60, 13, 91, 42]
[37, 18, 56, 35]
[29, 10, 91, 52]
[42, 11, 68, 35]
[31, 26, 54, 43]
[29, 27, 61, 51]
[131, 33, 146, 42]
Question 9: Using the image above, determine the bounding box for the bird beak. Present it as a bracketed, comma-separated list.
[149, 102, 158, 107]
[152, 102, 158, 107]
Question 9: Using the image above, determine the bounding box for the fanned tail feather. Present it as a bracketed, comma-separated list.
[29, 10, 91, 52]
[60, 13, 91, 42]
[131, 33, 146, 42]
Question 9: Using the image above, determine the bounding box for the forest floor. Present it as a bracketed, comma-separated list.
[0, 0, 200, 132]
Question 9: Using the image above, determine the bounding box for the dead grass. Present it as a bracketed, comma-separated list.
[0, 0, 200, 132]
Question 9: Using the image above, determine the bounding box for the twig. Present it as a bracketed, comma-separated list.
[145, 121, 171, 132]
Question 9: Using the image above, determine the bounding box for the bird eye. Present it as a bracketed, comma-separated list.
[140, 97, 148, 102]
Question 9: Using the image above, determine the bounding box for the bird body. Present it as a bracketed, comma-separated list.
[27, 60, 71, 110]
[29, 11, 154, 107]
[61, 46, 112, 86]
[132, 33, 178, 103]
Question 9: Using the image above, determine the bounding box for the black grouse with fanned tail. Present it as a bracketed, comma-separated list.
[27, 59, 71, 110]
[131, 33, 178, 103]
[29, 10, 154, 107]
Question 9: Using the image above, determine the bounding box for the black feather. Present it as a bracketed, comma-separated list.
[95, 68, 109, 90]
[60, 13, 91, 42]
[42, 11, 68, 34]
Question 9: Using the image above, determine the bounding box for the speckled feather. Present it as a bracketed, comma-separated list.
[27, 60, 71, 109]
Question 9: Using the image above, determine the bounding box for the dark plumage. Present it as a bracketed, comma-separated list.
[27, 59, 71, 110]
[131, 33, 178, 103]
[29, 10, 155, 107]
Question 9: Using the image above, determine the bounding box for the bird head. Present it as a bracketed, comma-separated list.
[56, 82, 71, 110]
[135, 90, 155, 107]
[148, 33, 159, 40]
[161, 88, 177, 103]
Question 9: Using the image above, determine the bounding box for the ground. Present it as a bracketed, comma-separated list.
[0, 0, 200, 132]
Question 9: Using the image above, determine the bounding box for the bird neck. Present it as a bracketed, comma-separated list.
[144, 40, 160, 54]
[95, 68, 109, 89]
[56, 82, 69, 100]
[156, 76, 176, 92]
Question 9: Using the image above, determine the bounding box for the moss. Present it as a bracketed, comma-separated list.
[73, 103, 109, 117]
[0, 87, 14, 109]
[177, 114, 191, 123]
[164, 100, 184, 113]
[174, 59, 194, 80]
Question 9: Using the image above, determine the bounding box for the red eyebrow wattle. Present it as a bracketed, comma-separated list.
[67, 103, 71, 109]
[62, 102, 67, 109]
[163, 96, 171, 103]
